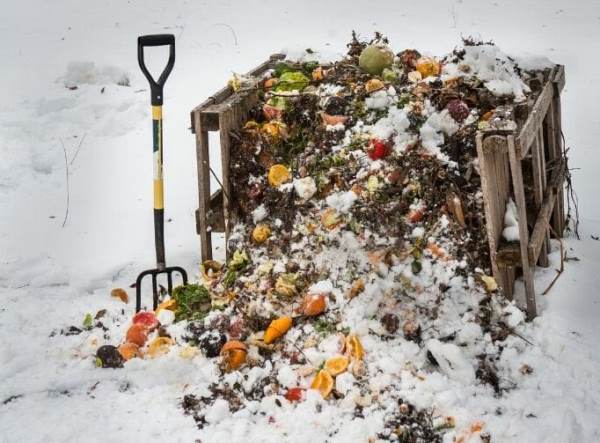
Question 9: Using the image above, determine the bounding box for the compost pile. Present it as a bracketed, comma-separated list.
[94, 35, 555, 442]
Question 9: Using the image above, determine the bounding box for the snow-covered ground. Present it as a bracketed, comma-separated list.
[1, 1, 600, 442]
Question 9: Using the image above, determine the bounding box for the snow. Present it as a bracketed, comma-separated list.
[2, 1, 600, 442]
[251, 204, 268, 224]
[293, 176, 317, 200]
[61, 61, 130, 88]
[426, 339, 476, 384]
[443, 44, 531, 100]
[325, 190, 357, 213]
[503, 198, 520, 241]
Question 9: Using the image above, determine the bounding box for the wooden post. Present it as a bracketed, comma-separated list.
[476, 133, 513, 298]
[507, 135, 537, 319]
[193, 111, 213, 261]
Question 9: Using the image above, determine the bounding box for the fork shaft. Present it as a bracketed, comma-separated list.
[152, 105, 166, 269]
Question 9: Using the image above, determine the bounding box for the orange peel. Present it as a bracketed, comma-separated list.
[324, 356, 349, 376]
[301, 294, 327, 316]
[263, 316, 293, 344]
[344, 334, 365, 360]
[311, 369, 334, 398]
[220, 340, 248, 371]
[118, 342, 141, 361]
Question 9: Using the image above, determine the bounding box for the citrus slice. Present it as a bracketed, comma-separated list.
[311, 369, 334, 398]
[264, 316, 293, 344]
[301, 294, 327, 316]
[324, 356, 349, 376]
[345, 335, 365, 360]
[117, 342, 141, 361]
[220, 340, 248, 371]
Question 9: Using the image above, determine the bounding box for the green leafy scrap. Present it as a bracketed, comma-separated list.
[172, 284, 212, 322]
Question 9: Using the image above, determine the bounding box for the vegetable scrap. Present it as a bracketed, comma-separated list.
[90, 33, 562, 441]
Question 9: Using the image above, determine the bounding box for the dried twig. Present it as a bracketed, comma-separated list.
[69, 133, 87, 166]
[542, 225, 565, 295]
[561, 131, 580, 239]
[508, 327, 534, 346]
[60, 139, 70, 227]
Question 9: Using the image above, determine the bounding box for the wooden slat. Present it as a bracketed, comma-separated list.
[516, 82, 554, 159]
[529, 158, 565, 263]
[193, 111, 213, 261]
[552, 92, 566, 236]
[529, 192, 557, 265]
[553, 65, 566, 93]
[219, 108, 234, 259]
[477, 134, 516, 297]
[190, 54, 286, 133]
[531, 128, 549, 267]
[507, 135, 537, 319]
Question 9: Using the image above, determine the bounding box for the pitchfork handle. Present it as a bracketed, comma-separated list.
[137, 34, 175, 106]
[138, 34, 175, 269]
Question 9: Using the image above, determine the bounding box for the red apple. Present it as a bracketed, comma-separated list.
[367, 139, 391, 160]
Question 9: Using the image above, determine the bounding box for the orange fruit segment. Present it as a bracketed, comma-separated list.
[126, 323, 148, 347]
[324, 356, 349, 376]
[268, 164, 291, 187]
[118, 342, 141, 361]
[311, 369, 334, 398]
[220, 340, 248, 372]
[264, 316, 293, 344]
[301, 294, 327, 316]
[345, 335, 365, 360]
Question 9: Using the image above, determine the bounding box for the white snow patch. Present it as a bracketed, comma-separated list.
[293, 177, 317, 200]
[60, 61, 130, 88]
[326, 190, 357, 213]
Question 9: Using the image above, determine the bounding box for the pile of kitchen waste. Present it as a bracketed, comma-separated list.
[93, 35, 556, 442]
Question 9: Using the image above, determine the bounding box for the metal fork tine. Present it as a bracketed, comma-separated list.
[167, 272, 173, 296]
[152, 273, 158, 310]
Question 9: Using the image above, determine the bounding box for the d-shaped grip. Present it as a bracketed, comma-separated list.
[137, 34, 175, 105]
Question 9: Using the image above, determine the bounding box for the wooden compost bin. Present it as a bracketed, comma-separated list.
[190, 56, 566, 320]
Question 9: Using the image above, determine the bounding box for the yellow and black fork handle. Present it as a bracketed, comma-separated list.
[137, 34, 175, 269]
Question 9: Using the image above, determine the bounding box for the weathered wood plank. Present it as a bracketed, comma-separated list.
[219, 108, 234, 259]
[190, 54, 286, 133]
[516, 82, 554, 159]
[529, 191, 557, 266]
[507, 135, 537, 319]
[553, 65, 566, 93]
[193, 110, 213, 261]
[531, 129, 549, 267]
[529, 154, 564, 263]
[478, 134, 513, 295]
[551, 92, 566, 236]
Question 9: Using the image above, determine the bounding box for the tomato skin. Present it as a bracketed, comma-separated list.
[367, 139, 391, 160]
[285, 387, 304, 402]
[132, 311, 158, 329]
